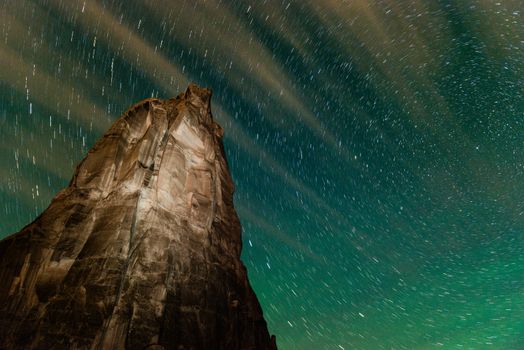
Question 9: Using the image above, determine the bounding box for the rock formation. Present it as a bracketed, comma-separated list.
[0, 84, 277, 350]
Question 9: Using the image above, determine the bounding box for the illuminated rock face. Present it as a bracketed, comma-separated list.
[0, 84, 277, 350]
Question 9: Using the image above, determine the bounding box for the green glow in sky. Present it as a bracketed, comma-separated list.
[0, 1, 523, 349]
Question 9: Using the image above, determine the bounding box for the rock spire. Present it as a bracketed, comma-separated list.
[0, 84, 277, 350]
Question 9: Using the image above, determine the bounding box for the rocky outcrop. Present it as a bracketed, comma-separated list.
[0, 84, 277, 350]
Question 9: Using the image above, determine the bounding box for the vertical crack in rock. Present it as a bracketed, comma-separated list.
[0, 84, 277, 350]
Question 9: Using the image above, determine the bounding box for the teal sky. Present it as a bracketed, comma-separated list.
[0, 1, 523, 349]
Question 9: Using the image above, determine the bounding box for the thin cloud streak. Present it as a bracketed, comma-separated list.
[47, 0, 190, 94]
[0, 42, 110, 133]
[142, 0, 353, 162]
[236, 204, 325, 264]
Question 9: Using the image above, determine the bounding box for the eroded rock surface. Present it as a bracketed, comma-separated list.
[0, 84, 277, 350]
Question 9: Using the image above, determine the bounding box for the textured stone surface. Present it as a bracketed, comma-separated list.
[0, 84, 277, 350]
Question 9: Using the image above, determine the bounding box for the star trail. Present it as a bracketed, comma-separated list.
[0, 1, 523, 349]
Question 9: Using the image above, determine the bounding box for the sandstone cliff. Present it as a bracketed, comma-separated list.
[0, 84, 277, 350]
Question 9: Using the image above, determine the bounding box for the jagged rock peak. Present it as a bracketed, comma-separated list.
[0, 84, 277, 350]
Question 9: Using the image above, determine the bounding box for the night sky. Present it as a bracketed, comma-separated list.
[1, 1, 523, 349]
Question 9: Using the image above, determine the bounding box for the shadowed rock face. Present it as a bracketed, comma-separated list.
[0, 84, 277, 350]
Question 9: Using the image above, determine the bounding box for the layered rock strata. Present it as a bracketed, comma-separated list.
[0, 84, 277, 350]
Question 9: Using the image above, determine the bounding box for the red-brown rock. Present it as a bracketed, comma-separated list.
[0, 84, 277, 350]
